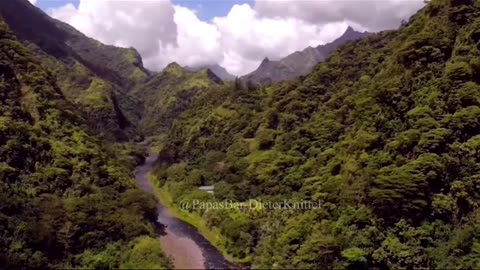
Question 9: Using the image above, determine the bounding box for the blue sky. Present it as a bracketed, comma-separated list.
[38, 0, 77, 10]
[174, 0, 253, 21]
[38, 0, 254, 21]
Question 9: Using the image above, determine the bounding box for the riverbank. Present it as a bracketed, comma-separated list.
[135, 149, 237, 269]
[134, 150, 205, 269]
[149, 175, 252, 266]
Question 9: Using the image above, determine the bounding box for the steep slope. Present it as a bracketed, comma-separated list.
[151, 0, 480, 268]
[241, 26, 369, 84]
[0, 19, 171, 269]
[186, 64, 236, 81]
[131, 63, 225, 137]
[0, 0, 149, 140]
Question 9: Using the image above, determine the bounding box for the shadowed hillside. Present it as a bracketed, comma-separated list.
[0, 0, 150, 140]
[0, 17, 171, 269]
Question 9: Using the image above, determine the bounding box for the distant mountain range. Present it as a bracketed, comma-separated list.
[185, 64, 236, 81]
[241, 26, 370, 85]
[169, 27, 369, 85]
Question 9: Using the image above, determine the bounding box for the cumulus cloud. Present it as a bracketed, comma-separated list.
[144, 5, 222, 70]
[214, 4, 348, 75]
[28, 0, 37, 5]
[50, 0, 177, 60]
[254, 0, 425, 31]
[50, 0, 425, 76]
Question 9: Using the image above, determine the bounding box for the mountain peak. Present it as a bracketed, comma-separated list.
[344, 26, 356, 34]
[339, 26, 362, 39]
[184, 63, 235, 81]
[330, 25, 369, 47]
[163, 62, 185, 76]
[205, 68, 224, 85]
[241, 26, 369, 85]
[258, 57, 272, 68]
[165, 62, 182, 69]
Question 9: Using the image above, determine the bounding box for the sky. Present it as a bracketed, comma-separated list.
[31, 0, 426, 76]
[37, 0, 254, 21]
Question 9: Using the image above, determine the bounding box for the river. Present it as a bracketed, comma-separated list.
[134, 149, 237, 269]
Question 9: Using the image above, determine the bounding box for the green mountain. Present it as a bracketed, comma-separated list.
[0, 17, 171, 269]
[4, 0, 480, 268]
[150, 0, 480, 268]
[185, 64, 236, 81]
[131, 62, 225, 137]
[0, 0, 149, 141]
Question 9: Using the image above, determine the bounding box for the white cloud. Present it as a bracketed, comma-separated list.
[214, 4, 348, 75]
[254, 0, 425, 31]
[28, 0, 37, 5]
[50, 0, 177, 60]
[144, 5, 222, 70]
[49, 0, 425, 76]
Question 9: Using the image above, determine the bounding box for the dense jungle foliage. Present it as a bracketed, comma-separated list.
[0, 0, 149, 141]
[5, 0, 480, 268]
[150, 0, 480, 268]
[0, 19, 171, 269]
[131, 62, 224, 137]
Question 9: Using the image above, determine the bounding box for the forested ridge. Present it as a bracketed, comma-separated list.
[0, 17, 171, 269]
[0, 0, 150, 141]
[131, 62, 225, 137]
[149, 0, 480, 268]
[4, 0, 480, 268]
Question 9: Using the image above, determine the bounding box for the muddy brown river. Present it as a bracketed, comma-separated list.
[135, 149, 238, 269]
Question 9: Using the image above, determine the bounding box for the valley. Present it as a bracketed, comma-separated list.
[134, 149, 235, 269]
[2, 0, 480, 269]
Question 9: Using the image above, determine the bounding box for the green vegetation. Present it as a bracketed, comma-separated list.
[120, 236, 173, 269]
[147, 0, 480, 268]
[5, 0, 480, 268]
[130, 63, 225, 137]
[0, 19, 171, 268]
[78, 78, 113, 108]
[0, 0, 149, 141]
[150, 179, 253, 264]
[149, 178, 249, 263]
